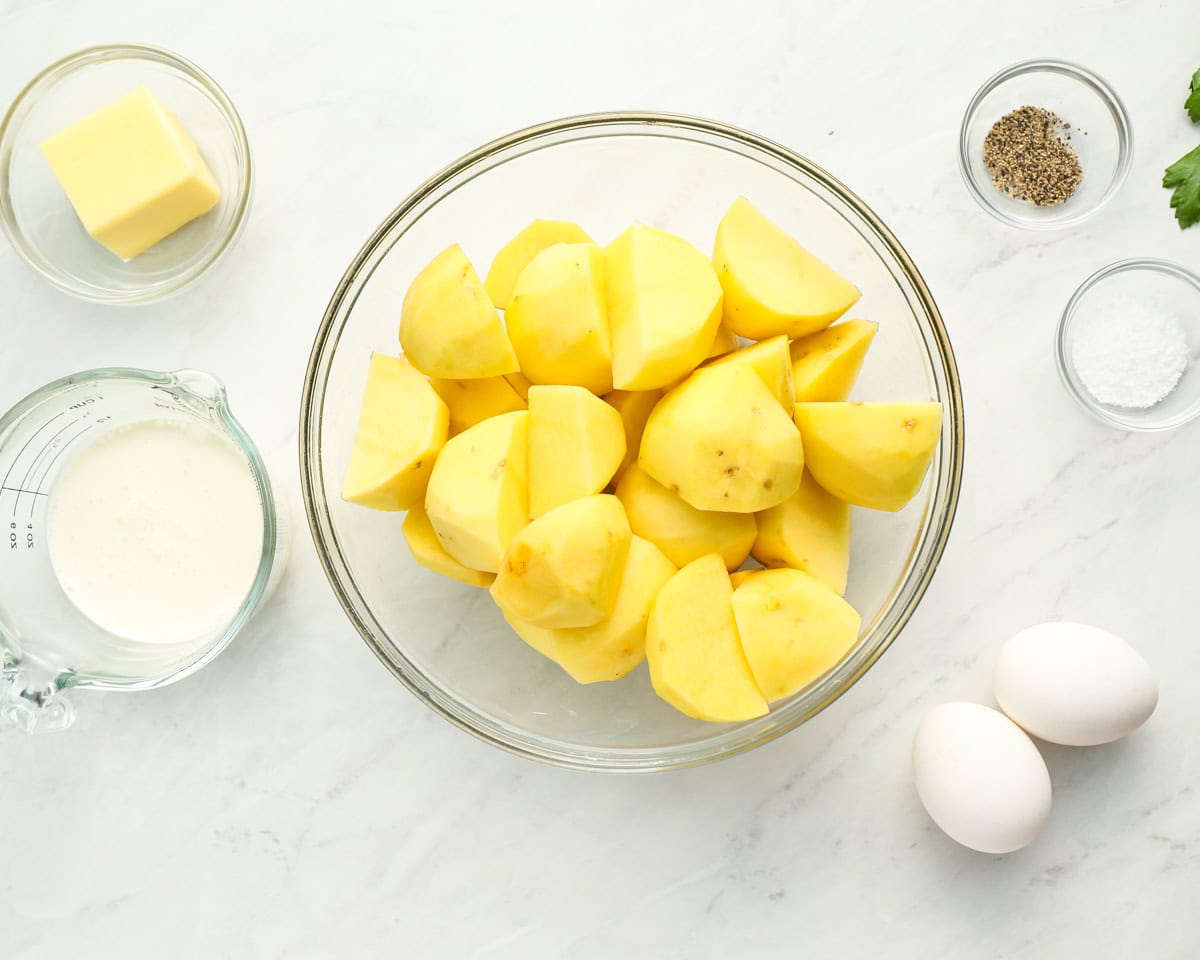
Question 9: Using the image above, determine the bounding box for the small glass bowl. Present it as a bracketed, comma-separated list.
[959, 59, 1132, 230]
[0, 44, 252, 304]
[1056, 259, 1200, 431]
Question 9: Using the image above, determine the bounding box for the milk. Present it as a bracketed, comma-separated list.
[47, 418, 264, 645]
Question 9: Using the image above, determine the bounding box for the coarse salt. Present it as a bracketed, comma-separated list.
[1071, 293, 1190, 409]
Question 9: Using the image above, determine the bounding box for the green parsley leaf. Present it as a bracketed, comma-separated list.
[1188, 68, 1200, 123]
[1164, 143, 1200, 229]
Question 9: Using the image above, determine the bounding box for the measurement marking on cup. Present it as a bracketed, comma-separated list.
[30, 425, 93, 517]
[10, 520, 34, 551]
[0, 410, 67, 492]
[12, 419, 85, 516]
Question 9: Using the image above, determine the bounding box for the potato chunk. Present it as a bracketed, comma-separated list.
[429, 375, 526, 436]
[705, 325, 740, 359]
[606, 224, 722, 390]
[402, 503, 495, 588]
[506, 242, 613, 395]
[424, 410, 529, 572]
[490, 494, 631, 628]
[616, 463, 755, 571]
[604, 388, 661, 482]
[793, 402, 942, 511]
[342, 354, 448, 511]
[701, 334, 794, 410]
[646, 554, 768, 722]
[727, 569, 757, 589]
[714, 197, 859, 339]
[484, 219, 592, 309]
[527, 385, 625, 517]
[501, 535, 675, 683]
[731, 568, 861, 701]
[752, 471, 851, 595]
[400, 244, 519, 378]
[640, 364, 803, 513]
[789, 320, 877, 402]
[503, 371, 532, 400]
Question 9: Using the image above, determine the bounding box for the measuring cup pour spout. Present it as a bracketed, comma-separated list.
[173, 369, 227, 405]
[0, 660, 74, 733]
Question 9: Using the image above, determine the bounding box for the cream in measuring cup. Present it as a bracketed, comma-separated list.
[0, 368, 283, 732]
[48, 418, 264, 644]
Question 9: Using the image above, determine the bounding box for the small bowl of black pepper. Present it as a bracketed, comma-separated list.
[959, 59, 1133, 230]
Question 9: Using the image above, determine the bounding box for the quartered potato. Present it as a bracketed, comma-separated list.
[501, 535, 675, 684]
[424, 410, 530, 573]
[793, 401, 941, 511]
[490, 494, 631, 629]
[506, 242, 613, 395]
[640, 364, 803, 513]
[527, 385, 625, 518]
[484, 219, 592, 309]
[342, 354, 448, 511]
[714, 197, 860, 340]
[645, 554, 768, 722]
[606, 224, 722, 390]
[400, 244, 519, 379]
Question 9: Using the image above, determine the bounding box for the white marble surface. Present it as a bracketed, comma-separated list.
[3, 0, 1199, 955]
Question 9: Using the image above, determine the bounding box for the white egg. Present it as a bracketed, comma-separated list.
[994, 621, 1158, 746]
[913, 702, 1052, 854]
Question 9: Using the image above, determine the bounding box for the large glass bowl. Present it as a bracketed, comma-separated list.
[300, 113, 964, 772]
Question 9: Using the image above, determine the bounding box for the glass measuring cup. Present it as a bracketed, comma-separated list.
[0, 367, 283, 732]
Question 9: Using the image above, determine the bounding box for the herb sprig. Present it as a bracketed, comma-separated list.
[1164, 66, 1200, 229]
[1187, 68, 1200, 124]
[1164, 145, 1200, 230]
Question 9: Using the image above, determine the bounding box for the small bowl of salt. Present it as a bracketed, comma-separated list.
[1057, 258, 1200, 431]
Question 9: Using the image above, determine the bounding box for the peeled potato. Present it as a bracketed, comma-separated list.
[714, 197, 860, 340]
[503, 371, 533, 401]
[793, 401, 942, 511]
[731, 567, 861, 701]
[527, 385, 625, 517]
[616, 462, 755, 571]
[400, 244, 519, 379]
[506, 242, 613, 395]
[728, 569, 757, 589]
[640, 364, 803, 513]
[484, 219, 592, 309]
[402, 503, 495, 588]
[606, 224, 722, 390]
[790, 320, 878, 402]
[604, 388, 661, 482]
[429, 375, 526, 435]
[424, 410, 529, 572]
[705, 325, 740, 359]
[501, 535, 675, 683]
[490, 494, 631, 628]
[752, 471, 851, 595]
[342, 354, 448, 511]
[701, 334, 794, 410]
[645, 553, 768, 722]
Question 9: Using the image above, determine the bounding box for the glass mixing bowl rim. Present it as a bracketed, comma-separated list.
[0, 366, 280, 691]
[1055, 257, 1200, 432]
[300, 110, 965, 772]
[0, 42, 254, 305]
[957, 57, 1134, 231]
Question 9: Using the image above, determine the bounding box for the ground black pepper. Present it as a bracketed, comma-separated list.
[983, 106, 1083, 206]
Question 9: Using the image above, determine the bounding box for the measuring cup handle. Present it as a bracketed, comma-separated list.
[0, 666, 74, 733]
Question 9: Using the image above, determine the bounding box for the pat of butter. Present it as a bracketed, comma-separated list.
[39, 86, 220, 260]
